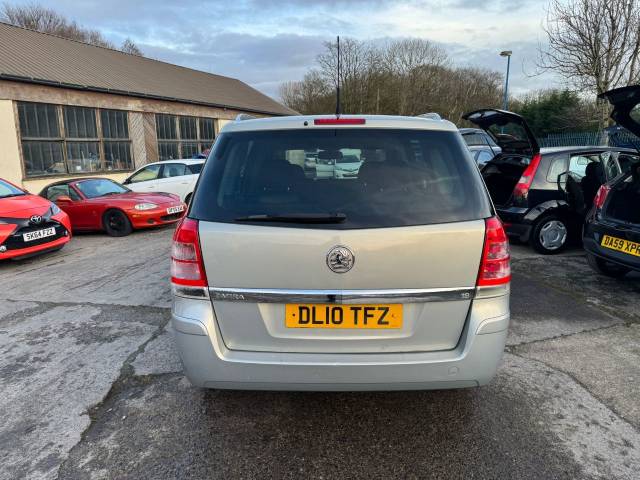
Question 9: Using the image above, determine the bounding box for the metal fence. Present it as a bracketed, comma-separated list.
[538, 130, 639, 149]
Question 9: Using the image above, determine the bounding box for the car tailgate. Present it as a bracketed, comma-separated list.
[199, 220, 486, 354]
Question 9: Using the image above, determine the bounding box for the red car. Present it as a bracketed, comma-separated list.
[0, 177, 72, 260]
[40, 178, 187, 237]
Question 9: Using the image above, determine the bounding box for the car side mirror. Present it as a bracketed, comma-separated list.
[55, 195, 73, 204]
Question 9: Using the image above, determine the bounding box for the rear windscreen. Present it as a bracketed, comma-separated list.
[190, 128, 492, 229]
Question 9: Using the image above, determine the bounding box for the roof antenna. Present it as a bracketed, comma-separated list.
[335, 35, 341, 117]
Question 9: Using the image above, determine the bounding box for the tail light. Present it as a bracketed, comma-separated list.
[593, 184, 611, 210]
[477, 217, 511, 286]
[512, 153, 541, 204]
[171, 218, 208, 287]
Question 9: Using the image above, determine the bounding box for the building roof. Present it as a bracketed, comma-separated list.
[0, 22, 295, 116]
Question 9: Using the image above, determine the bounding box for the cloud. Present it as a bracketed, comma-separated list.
[22, 0, 559, 98]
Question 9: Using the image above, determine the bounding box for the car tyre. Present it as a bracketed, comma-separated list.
[530, 214, 568, 254]
[103, 209, 133, 237]
[586, 252, 630, 278]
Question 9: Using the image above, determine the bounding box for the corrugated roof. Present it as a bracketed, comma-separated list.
[0, 22, 295, 116]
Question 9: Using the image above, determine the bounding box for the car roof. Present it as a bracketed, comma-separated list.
[220, 114, 458, 133]
[540, 146, 638, 155]
[143, 159, 206, 166]
[458, 128, 486, 135]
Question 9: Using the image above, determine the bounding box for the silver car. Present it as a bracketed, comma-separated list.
[170, 114, 510, 391]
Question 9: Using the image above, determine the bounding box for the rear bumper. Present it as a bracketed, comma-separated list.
[171, 287, 510, 391]
[583, 221, 640, 272]
[496, 207, 531, 241]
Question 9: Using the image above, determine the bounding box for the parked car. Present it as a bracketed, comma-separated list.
[40, 178, 186, 237]
[463, 108, 639, 254]
[0, 178, 71, 260]
[170, 114, 510, 391]
[122, 159, 205, 204]
[334, 153, 363, 178]
[583, 85, 640, 277]
[459, 127, 501, 167]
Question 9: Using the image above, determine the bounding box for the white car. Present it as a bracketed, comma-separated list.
[334, 154, 363, 178]
[123, 159, 205, 203]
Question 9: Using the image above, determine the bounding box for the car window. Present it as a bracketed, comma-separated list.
[190, 128, 491, 229]
[617, 153, 640, 174]
[0, 179, 25, 198]
[45, 184, 80, 201]
[462, 132, 486, 147]
[129, 164, 160, 183]
[475, 150, 493, 165]
[546, 156, 567, 182]
[601, 152, 621, 179]
[187, 163, 204, 175]
[75, 179, 128, 199]
[569, 154, 599, 178]
[161, 163, 187, 178]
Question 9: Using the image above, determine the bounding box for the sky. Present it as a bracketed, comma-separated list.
[16, 0, 562, 101]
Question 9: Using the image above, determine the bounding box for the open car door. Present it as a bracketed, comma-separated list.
[462, 109, 540, 207]
[462, 109, 539, 158]
[599, 85, 640, 138]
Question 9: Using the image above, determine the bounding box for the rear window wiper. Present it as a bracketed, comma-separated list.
[234, 213, 347, 224]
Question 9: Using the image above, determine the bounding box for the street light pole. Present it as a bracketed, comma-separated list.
[500, 50, 512, 110]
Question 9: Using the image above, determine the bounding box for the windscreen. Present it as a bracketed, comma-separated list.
[190, 128, 492, 229]
[75, 179, 128, 198]
[0, 179, 25, 198]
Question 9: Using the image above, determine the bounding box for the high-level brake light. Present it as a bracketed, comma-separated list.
[314, 118, 366, 125]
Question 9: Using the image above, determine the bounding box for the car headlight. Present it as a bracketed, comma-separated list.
[134, 203, 158, 211]
[50, 202, 62, 215]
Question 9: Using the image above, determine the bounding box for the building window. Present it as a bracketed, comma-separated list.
[101, 110, 133, 171]
[63, 106, 100, 173]
[17, 102, 134, 178]
[18, 102, 65, 176]
[156, 114, 215, 160]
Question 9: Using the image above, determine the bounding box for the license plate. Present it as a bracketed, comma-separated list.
[23, 227, 56, 242]
[166, 205, 185, 215]
[601, 235, 640, 257]
[285, 304, 402, 329]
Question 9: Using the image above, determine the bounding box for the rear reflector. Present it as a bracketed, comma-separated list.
[512, 153, 541, 203]
[314, 118, 366, 125]
[477, 217, 511, 286]
[593, 184, 611, 210]
[171, 218, 208, 287]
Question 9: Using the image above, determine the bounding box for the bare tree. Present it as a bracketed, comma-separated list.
[539, 0, 640, 125]
[382, 39, 450, 115]
[279, 70, 334, 114]
[280, 37, 503, 119]
[1, 2, 143, 55]
[121, 38, 143, 56]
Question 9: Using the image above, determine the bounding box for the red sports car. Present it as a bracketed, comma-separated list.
[40, 178, 187, 237]
[0, 177, 72, 260]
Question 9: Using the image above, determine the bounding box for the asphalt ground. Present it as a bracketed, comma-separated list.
[1, 227, 639, 479]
